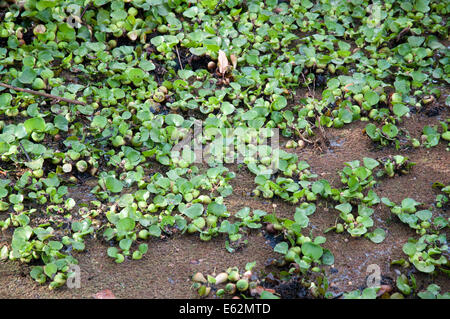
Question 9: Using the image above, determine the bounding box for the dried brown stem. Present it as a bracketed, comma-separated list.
[0, 82, 86, 105]
[175, 45, 183, 71]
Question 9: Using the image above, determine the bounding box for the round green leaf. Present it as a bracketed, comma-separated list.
[366, 228, 386, 244]
[117, 217, 135, 232]
[105, 177, 123, 193]
[24, 117, 46, 133]
[301, 242, 323, 260]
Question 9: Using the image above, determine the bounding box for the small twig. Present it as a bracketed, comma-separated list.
[94, 134, 113, 143]
[332, 292, 344, 299]
[18, 141, 31, 162]
[301, 73, 313, 97]
[80, 2, 90, 20]
[315, 115, 330, 146]
[0, 82, 86, 105]
[294, 127, 313, 144]
[395, 26, 410, 43]
[175, 45, 183, 70]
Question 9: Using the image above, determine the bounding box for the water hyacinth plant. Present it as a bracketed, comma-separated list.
[0, 0, 448, 298]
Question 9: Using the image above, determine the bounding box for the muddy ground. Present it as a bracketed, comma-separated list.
[0, 105, 449, 299]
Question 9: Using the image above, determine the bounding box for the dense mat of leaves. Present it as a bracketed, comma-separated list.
[0, 0, 448, 297]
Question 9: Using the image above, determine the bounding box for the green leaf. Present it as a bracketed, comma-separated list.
[361, 287, 378, 299]
[0, 187, 7, 198]
[396, 274, 411, 295]
[30, 266, 44, 280]
[148, 224, 161, 237]
[327, 78, 340, 90]
[138, 243, 148, 254]
[92, 115, 107, 129]
[402, 242, 417, 256]
[393, 104, 409, 118]
[57, 23, 76, 42]
[411, 71, 427, 83]
[24, 117, 46, 133]
[366, 228, 386, 244]
[139, 60, 155, 71]
[364, 91, 379, 106]
[363, 157, 379, 170]
[119, 238, 132, 251]
[183, 203, 204, 219]
[207, 202, 228, 217]
[382, 123, 398, 138]
[107, 247, 119, 258]
[274, 242, 289, 255]
[335, 203, 352, 214]
[48, 241, 63, 251]
[221, 102, 235, 115]
[54, 115, 68, 131]
[408, 36, 425, 47]
[300, 0, 314, 9]
[178, 69, 196, 80]
[127, 68, 146, 86]
[260, 291, 280, 299]
[44, 263, 57, 278]
[414, 0, 430, 13]
[322, 249, 334, 265]
[116, 217, 135, 232]
[394, 79, 410, 94]
[294, 210, 309, 228]
[18, 66, 37, 84]
[105, 177, 123, 193]
[413, 260, 434, 273]
[165, 114, 184, 126]
[365, 123, 380, 141]
[183, 6, 199, 18]
[9, 193, 23, 204]
[271, 95, 287, 111]
[301, 242, 323, 260]
[401, 198, 420, 213]
[415, 210, 432, 221]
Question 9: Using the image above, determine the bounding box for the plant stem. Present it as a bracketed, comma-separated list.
[175, 45, 183, 70]
[18, 141, 31, 162]
[0, 82, 87, 105]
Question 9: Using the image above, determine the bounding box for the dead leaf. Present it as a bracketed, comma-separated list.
[230, 54, 238, 69]
[250, 286, 276, 296]
[93, 289, 116, 299]
[217, 50, 229, 75]
[376, 285, 393, 297]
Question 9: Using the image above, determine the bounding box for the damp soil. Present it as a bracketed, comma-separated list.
[0, 105, 449, 299]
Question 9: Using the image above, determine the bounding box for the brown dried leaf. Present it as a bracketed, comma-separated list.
[33, 25, 46, 34]
[217, 50, 229, 75]
[376, 285, 393, 297]
[230, 54, 238, 69]
[93, 289, 116, 299]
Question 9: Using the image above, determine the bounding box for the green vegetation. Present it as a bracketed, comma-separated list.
[0, 0, 448, 298]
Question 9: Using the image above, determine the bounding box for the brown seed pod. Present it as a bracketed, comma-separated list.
[208, 61, 216, 71]
[266, 223, 276, 234]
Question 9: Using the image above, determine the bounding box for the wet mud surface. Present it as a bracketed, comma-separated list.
[0, 109, 449, 299]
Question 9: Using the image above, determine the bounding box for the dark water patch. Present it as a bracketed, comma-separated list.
[263, 231, 284, 249]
